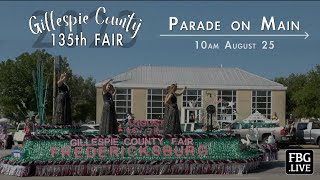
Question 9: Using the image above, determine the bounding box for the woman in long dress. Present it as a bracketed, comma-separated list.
[54, 72, 72, 125]
[163, 83, 186, 134]
[163, 86, 171, 121]
[100, 80, 118, 135]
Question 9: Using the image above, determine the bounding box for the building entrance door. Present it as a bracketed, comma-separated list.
[181, 107, 202, 132]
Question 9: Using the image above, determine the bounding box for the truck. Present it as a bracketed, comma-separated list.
[230, 121, 294, 148]
[293, 121, 320, 147]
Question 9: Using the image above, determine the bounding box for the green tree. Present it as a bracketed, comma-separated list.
[68, 75, 96, 123]
[275, 73, 307, 117]
[292, 65, 320, 118]
[275, 65, 320, 118]
[0, 50, 96, 123]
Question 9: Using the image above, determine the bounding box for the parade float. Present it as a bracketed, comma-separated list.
[0, 60, 277, 177]
[0, 119, 278, 177]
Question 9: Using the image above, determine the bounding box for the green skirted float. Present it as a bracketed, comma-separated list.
[0, 124, 278, 177]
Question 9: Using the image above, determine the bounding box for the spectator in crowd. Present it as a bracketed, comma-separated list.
[118, 122, 124, 133]
[0, 123, 8, 149]
[24, 119, 33, 136]
[287, 114, 295, 134]
[272, 112, 278, 120]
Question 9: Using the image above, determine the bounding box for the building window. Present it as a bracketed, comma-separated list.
[252, 90, 271, 119]
[182, 89, 202, 108]
[217, 90, 237, 121]
[182, 89, 203, 124]
[114, 88, 131, 120]
[147, 89, 165, 119]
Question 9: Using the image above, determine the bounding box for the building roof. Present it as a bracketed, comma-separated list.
[96, 66, 287, 90]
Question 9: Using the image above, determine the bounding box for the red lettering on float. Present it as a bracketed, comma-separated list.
[61, 146, 71, 158]
[163, 146, 172, 157]
[51, 147, 59, 158]
[70, 139, 77, 147]
[110, 146, 119, 157]
[185, 146, 195, 156]
[174, 146, 184, 157]
[128, 146, 137, 157]
[86, 147, 96, 158]
[74, 147, 83, 158]
[171, 138, 177, 145]
[152, 146, 161, 156]
[98, 147, 106, 158]
[178, 138, 184, 145]
[120, 146, 125, 156]
[104, 138, 110, 145]
[187, 138, 193, 145]
[198, 145, 208, 157]
[98, 138, 104, 146]
[139, 146, 149, 156]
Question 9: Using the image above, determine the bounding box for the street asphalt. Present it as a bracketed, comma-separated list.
[0, 145, 319, 180]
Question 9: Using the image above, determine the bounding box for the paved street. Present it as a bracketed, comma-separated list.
[0, 146, 319, 180]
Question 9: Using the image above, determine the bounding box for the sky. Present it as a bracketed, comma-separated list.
[0, 1, 319, 82]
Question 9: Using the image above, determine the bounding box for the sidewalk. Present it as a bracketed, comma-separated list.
[289, 144, 319, 149]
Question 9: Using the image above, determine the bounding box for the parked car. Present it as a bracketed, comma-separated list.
[81, 124, 99, 134]
[230, 122, 293, 148]
[86, 121, 96, 125]
[293, 122, 320, 147]
[13, 122, 35, 145]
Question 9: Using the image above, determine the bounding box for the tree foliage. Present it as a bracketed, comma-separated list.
[275, 65, 320, 118]
[68, 75, 96, 123]
[0, 50, 96, 123]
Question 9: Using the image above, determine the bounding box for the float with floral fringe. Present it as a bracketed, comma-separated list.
[0, 124, 278, 177]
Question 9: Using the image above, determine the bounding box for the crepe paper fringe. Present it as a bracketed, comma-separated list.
[24, 133, 240, 141]
[259, 144, 279, 152]
[253, 144, 278, 161]
[0, 158, 262, 177]
[0, 157, 263, 167]
[262, 151, 278, 162]
[0, 163, 30, 177]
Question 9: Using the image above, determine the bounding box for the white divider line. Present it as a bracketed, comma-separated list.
[159, 32, 309, 39]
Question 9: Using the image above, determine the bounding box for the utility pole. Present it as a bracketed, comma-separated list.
[53, 56, 61, 119]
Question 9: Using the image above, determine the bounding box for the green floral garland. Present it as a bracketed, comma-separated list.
[34, 125, 82, 135]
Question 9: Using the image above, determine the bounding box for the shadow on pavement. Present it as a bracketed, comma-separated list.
[287, 145, 319, 149]
[250, 161, 285, 173]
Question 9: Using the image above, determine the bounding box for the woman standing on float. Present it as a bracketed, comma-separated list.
[54, 72, 72, 125]
[100, 80, 118, 135]
[164, 83, 186, 134]
[163, 86, 171, 121]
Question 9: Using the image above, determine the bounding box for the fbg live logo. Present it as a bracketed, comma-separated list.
[286, 150, 313, 174]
